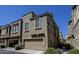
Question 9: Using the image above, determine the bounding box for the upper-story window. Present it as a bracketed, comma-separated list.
[25, 22, 29, 31]
[12, 25, 19, 33]
[35, 17, 40, 29]
[1, 29, 6, 36]
[15, 25, 19, 32]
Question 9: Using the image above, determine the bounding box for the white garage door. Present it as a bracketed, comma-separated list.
[24, 39, 44, 50]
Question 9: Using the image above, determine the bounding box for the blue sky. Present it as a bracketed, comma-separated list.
[0, 5, 72, 38]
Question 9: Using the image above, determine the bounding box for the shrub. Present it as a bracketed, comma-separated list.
[15, 44, 22, 50]
[63, 43, 73, 50]
[0, 44, 5, 48]
[45, 48, 57, 54]
[55, 49, 63, 54]
[68, 49, 79, 54]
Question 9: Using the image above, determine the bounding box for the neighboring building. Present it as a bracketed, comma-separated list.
[59, 32, 63, 42]
[68, 5, 79, 48]
[0, 12, 59, 50]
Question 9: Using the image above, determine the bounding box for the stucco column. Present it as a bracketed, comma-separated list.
[43, 37, 45, 47]
[22, 39, 24, 48]
[7, 40, 9, 47]
[18, 39, 20, 44]
[4, 40, 7, 46]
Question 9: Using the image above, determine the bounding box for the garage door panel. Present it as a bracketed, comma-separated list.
[25, 39, 43, 50]
[25, 42, 30, 49]
[30, 41, 43, 50]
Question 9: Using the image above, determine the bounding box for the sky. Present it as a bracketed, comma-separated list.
[0, 5, 72, 38]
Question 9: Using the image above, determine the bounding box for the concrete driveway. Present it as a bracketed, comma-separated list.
[0, 49, 24, 54]
[0, 47, 45, 54]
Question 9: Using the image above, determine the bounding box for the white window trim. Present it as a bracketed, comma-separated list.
[24, 22, 29, 31]
[11, 25, 19, 33]
[34, 17, 41, 29]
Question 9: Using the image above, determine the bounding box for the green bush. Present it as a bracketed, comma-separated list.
[45, 48, 57, 54]
[45, 48, 63, 54]
[68, 49, 79, 54]
[0, 44, 5, 48]
[63, 43, 73, 50]
[55, 49, 63, 54]
[15, 44, 22, 50]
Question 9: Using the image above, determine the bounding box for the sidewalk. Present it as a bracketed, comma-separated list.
[1, 47, 45, 54]
[62, 51, 68, 54]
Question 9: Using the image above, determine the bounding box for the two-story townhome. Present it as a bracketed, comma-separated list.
[21, 12, 60, 50]
[0, 25, 10, 45]
[0, 12, 59, 50]
[22, 12, 51, 50]
[8, 20, 22, 47]
[0, 20, 22, 47]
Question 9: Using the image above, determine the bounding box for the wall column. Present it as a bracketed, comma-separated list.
[4, 40, 7, 46]
[7, 40, 9, 47]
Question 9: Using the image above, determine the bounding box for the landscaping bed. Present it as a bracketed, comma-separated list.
[68, 49, 79, 54]
[45, 48, 63, 54]
[0, 44, 6, 48]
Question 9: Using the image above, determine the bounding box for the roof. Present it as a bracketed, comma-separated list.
[21, 11, 36, 17]
[0, 25, 3, 28]
[0, 26, 2, 27]
[72, 5, 77, 10]
[38, 12, 53, 17]
[9, 19, 21, 24]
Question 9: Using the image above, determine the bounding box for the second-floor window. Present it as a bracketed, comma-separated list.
[1, 29, 6, 36]
[12, 25, 19, 33]
[25, 23, 29, 31]
[35, 17, 40, 29]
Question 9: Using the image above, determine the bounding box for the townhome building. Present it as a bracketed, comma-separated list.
[0, 20, 22, 46]
[0, 12, 59, 50]
[68, 5, 79, 48]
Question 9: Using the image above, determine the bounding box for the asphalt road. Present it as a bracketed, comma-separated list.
[0, 49, 24, 54]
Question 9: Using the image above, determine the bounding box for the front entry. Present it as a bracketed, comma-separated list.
[9, 40, 19, 47]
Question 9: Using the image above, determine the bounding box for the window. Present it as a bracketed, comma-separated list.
[25, 23, 29, 31]
[12, 25, 19, 33]
[15, 25, 19, 32]
[35, 17, 40, 29]
[12, 26, 15, 33]
[1, 29, 6, 36]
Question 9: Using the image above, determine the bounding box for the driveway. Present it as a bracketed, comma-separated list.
[0, 47, 45, 54]
[0, 49, 24, 54]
